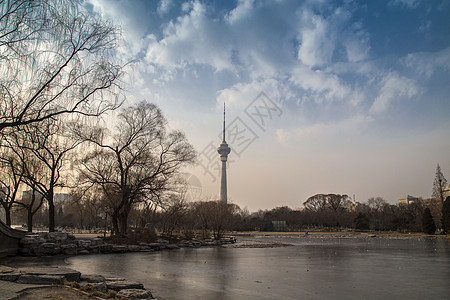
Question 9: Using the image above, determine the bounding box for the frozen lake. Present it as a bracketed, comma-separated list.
[63, 236, 450, 299]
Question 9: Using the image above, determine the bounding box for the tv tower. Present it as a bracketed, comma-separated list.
[217, 103, 231, 204]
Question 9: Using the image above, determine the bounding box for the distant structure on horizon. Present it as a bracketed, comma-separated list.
[217, 103, 231, 204]
[398, 195, 419, 206]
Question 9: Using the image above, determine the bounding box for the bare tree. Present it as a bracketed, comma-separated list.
[78, 102, 196, 236]
[303, 194, 350, 212]
[367, 197, 387, 212]
[6, 119, 83, 231]
[0, 0, 122, 133]
[15, 188, 45, 232]
[0, 147, 24, 226]
[192, 201, 237, 240]
[303, 194, 328, 212]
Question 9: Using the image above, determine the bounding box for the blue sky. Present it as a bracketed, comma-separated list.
[85, 0, 450, 211]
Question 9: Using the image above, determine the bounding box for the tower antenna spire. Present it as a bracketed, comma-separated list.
[223, 102, 226, 142]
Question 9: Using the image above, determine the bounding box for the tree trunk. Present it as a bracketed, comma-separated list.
[47, 188, 55, 232]
[27, 206, 33, 232]
[119, 211, 128, 236]
[111, 210, 120, 236]
[4, 207, 11, 227]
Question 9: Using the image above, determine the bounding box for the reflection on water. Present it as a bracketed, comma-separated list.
[61, 237, 449, 299]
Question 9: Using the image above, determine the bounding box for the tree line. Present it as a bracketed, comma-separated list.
[0, 0, 195, 237]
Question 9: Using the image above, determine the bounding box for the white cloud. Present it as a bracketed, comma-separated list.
[157, 0, 173, 16]
[297, 11, 334, 67]
[145, 1, 234, 74]
[225, 0, 255, 24]
[296, 5, 370, 67]
[289, 64, 361, 105]
[403, 47, 450, 78]
[86, 0, 151, 56]
[370, 73, 419, 113]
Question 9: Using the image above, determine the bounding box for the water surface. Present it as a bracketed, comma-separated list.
[64, 236, 450, 299]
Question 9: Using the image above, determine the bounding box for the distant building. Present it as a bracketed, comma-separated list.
[444, 185, 450, 200]
[398, 195, 419, 206]
[54, 193, 72, 204]
[21, 190, 45, 205]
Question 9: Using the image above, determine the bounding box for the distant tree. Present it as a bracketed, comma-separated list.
[328, 194, 351, 212]
[367, 197, 387, 212]
[354, 213, 370, 230]
[303, 194, 350, 212]
[422, 208, 436, 234]
[303, 194, 328, 212]
[432, 164, 448, 205]
[442, 196, 450, 234]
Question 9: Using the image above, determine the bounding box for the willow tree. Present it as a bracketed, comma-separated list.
[78, 102, 196, 236]
[0, 0, 122, 133]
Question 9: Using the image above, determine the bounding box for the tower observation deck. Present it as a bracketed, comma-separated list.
[217, 103, 231, 204]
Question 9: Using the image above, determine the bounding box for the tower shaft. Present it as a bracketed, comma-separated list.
[220, 160, 228, 204]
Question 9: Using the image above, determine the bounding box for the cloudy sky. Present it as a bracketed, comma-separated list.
[84, 0, 450, 211]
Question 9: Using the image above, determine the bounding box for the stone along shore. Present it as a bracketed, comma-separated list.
[1, 232, 236, 299]
[18, 232, 236, 256]
[0, 264, 153, 299]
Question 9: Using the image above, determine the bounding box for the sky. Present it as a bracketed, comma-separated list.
[83, 0, 450, 211]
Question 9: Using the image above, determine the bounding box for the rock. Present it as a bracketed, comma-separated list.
[0, 265, 15, 273]
[18, 247, 31, 255]
[99, 244, 113, 253]
[156, 239, 169, 244]
[17, 274, 64, 284]
[80, 274, 105, 283]
[41, 243, 61, 255]
[90, 238, 103, 246]
[147, 243, 164, 250]
[117, 288, 153, 299]
[0, 266, 21, 281]
[77, 239, 92, 248]
[20, 267, 81, 282]
[106, 280, 144, 291]
[111, 245, 128, 253]
[79, 281, 108, 293]
[0, 272, 21, 282]
[128, 245, 141, 252]
[78, 249, 90, 255]
[166, 244, 180, 250]
[20, 236, 39, 246]
[44, 232, 69, 241]
[60, 244, 78, 255]
[105, 277, 126, 282]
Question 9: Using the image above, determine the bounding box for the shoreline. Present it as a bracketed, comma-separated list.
[233, 230, 450, 240]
